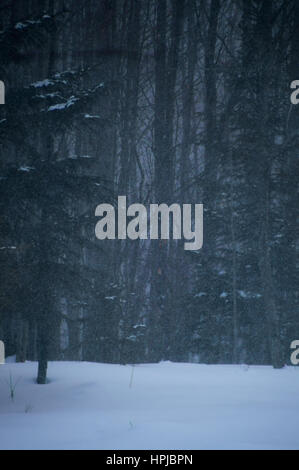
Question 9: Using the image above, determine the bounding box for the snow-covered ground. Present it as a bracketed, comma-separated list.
[0, 360, 298, 450]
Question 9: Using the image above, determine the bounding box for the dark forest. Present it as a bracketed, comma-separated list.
[0, 0, 298, 386]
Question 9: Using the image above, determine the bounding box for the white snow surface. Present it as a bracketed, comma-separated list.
[0, 361, 298, 450]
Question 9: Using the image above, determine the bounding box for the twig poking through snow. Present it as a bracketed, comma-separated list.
[5, 372, 21, 402]
[129, 365, 135, 389]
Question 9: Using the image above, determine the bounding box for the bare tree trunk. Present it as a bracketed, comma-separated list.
[180, 0, 197, 197]
[203, 0, 221, 258]
[258, 0, 283, 369]
[230, 154, 239, 364]
[16, 315, 28, 363]
[37, 0, 57, 384]
[148, 0, 185, 361]
[259, 187, 283, 369]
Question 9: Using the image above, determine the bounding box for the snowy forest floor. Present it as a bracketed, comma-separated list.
[0, 360, 298, 450]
